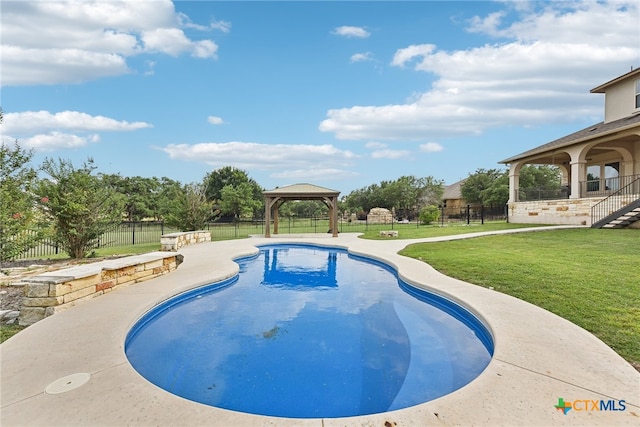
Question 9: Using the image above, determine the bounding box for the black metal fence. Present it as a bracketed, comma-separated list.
[8, 206, 508, 260]
[8, 221, 181, 261]
[443, 205, 507, 223]
[516, 187, 570, 201]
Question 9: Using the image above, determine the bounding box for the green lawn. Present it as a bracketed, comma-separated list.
[356, 221, 545, 239]
[0, 324, 25, 342]
[398, 228, 640, 368]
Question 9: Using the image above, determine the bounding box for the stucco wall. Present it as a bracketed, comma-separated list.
[603, 78, 638, 123]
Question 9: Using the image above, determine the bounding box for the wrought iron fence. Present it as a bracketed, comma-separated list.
[7, 207, 509, 261]
[7, 221, 181, 261]
[581, 174, 640, 197]
[515, 186, 570, 201]
[443, 205, 507, 223]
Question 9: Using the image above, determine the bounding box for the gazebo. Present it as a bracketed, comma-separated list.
[263, 183, 340, 237]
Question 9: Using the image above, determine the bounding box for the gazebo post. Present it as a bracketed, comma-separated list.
[264, 196, 272, 237]
[331, 196, 338, 237]
[273, 202, 279, 234]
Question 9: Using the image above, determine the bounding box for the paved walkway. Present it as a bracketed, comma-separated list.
[1, 227, 639, 426]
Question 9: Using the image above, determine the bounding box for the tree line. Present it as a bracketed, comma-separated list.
[1, 142, 265, 260]
[2, 107, 560, 260]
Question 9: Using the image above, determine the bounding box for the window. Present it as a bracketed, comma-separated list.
[587, 165, 600, 191]
[636, 79, 640, 109]
[586, 161, 620, 192]
[604, 162, 620, 191]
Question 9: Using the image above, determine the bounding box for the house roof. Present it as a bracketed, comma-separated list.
[499, 113, 640, 164]
[590, 67, 640, 93]
[443, 179, 466, 200]
[263, 183, 340, 197]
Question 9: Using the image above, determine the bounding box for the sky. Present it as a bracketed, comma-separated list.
[2, 0, 639, 196]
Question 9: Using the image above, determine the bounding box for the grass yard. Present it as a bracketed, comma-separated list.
[399, 228, 640, 368]
[0, 324, 25, 342]
[356, 221, 545, 239]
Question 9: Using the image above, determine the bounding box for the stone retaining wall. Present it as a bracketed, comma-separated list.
[160, 230, 211, 251]
[18, 252, 183, 326]
[508, 197, 605, 226]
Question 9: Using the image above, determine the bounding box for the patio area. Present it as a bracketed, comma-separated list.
[1, 228, 638, 426]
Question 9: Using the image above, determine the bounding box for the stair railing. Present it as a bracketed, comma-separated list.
[590, 175, 640, 227]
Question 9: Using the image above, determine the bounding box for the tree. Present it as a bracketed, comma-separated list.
[461, 169, 507, 207]
[155, 177, 187, 221]
[279, 200, 327, 218]
[220, 183, 262, 222]
[343, 175, 443, 220]
[37, 158, 126, 258]
[164, 182, 214, 231]
[462, 166, 561, 206]
[103, 175, 164, 221]
[203, 166, 263, 219]
[0, 141, 45, 262]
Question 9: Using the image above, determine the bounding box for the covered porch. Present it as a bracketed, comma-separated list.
[500, 115, 640, 226]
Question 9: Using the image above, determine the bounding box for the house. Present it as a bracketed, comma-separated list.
[442, 179, 467, 217]
[499, 68, 640, 228]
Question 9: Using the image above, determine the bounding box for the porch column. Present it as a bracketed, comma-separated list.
[622, 159, 636, 176]
[508, 164, 519, 202]
[569, 160, 586, 199]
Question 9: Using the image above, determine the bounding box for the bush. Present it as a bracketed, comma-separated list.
[419, 205, 440, 225]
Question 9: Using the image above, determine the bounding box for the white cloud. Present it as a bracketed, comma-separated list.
[320, 1, 639, 141]
[141, 28, 193, 56]
[370, 149, 410, 159]
[271, 168, 358, 182]
[178, 13, 231, 33]
[332, 26, 370, 38]
[466, 11, 506, 37]
[365, 142, 387, 149]
[192, 40, 219, 59]
[207, 116, 225, 125]
[2, 110, 151, 151]
[420, 142, 444, 153]
[350, 52, 373, 63]
[160, 141, 358, 171]
[210, 20, 232, 34]
[20, 132, 101, 151]
[3, 111, 151, 134]
[391, 44, 437, 68]
[1, 0, 220, 86]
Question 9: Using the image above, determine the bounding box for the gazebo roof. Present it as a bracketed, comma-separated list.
[263, 183, 340, 197]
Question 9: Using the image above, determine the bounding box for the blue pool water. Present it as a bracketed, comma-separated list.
[125, 244, 493, 418]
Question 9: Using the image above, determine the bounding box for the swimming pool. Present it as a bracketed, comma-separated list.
[125, 244, 493, 418]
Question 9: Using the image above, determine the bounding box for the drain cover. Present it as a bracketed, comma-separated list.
[45, 373, 91, 394]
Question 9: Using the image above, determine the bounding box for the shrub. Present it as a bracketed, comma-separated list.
[419, 205, 440, 225]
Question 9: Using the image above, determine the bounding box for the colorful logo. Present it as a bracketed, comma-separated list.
[554, 398, 572, 415]
[554, 397, 626, 415]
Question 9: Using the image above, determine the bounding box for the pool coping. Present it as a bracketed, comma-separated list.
[1, 227, 639, 426]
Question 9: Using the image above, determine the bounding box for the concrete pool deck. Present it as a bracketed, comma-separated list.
[1, 226, 639, 426]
